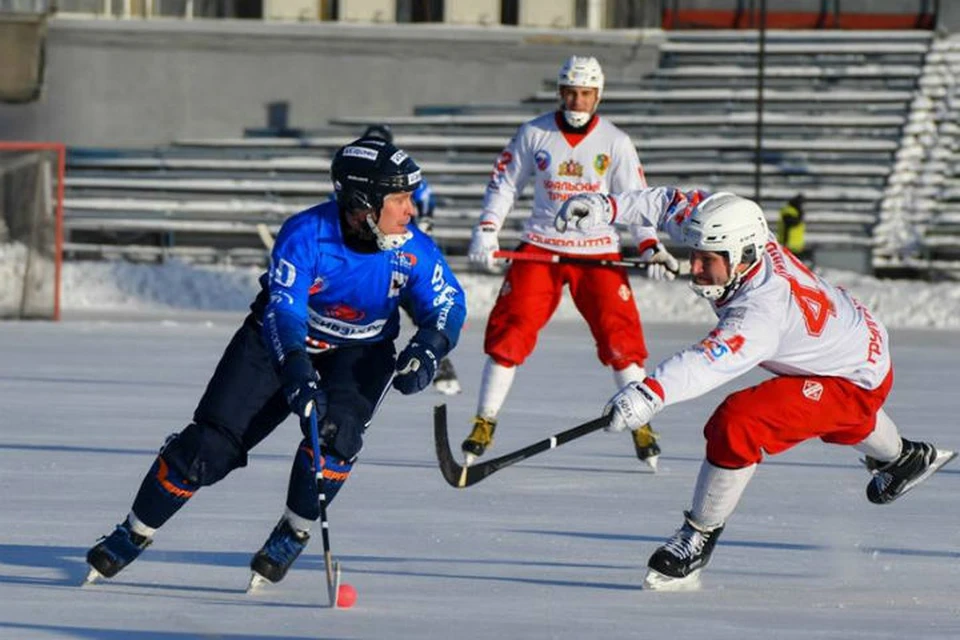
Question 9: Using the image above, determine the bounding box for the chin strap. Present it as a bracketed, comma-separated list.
[562, 110, 593, 128]
[365, 213, 412, 251]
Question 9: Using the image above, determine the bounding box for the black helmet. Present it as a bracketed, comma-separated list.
[361, 124, 394, 144]
[331, 137, 421, 213]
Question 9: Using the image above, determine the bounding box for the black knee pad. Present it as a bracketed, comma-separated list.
[315, 408, 367, 462]
[160, 422, 247, 487]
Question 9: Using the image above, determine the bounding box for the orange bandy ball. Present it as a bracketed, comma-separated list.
[337, 583, 357, 608]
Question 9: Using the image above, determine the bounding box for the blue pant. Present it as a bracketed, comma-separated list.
[131, 315, 395, 528]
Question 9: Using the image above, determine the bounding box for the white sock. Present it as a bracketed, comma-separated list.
[284, 508, 314, 535]
[853, 408, 902, 462]
[126, 512, 157, 539]
[689, 461, 756, 529]
[476, 358, 516, 419]
[613, 364, 646, 387]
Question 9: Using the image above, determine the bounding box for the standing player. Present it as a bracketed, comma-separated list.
[84, 137, 467, 588]
[361, 124, 461, 395]
[464, 55, 679, 470]
[555, 188, 956, 590]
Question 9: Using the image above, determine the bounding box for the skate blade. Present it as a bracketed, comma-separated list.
[641, 455, 659, 473]
[642, 567, 702, 592]
[434, 378, 462, 396]
[246, 572, 271, 594]
[463, 452, 477, 467]
[899, 449, 957, 498]
[82, 567, 103, 587]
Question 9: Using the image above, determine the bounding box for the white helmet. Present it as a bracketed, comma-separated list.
[682, 192, 769, 300]
[557, 55, 604, 128]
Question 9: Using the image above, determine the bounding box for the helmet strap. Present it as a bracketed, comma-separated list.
[365, 212, 412, 251]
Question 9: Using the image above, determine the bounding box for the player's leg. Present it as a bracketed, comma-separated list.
[566, 259, 658, 469]
[87, 317, 288, 581]
[250, 342, 395, 583]
[464, 247, 563, 462]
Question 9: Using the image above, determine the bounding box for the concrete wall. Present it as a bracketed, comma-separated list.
[0, 19, 662, 147]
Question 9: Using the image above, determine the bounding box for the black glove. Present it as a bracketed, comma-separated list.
[393, 329, 448, 395]
[281, 350, 327, 420]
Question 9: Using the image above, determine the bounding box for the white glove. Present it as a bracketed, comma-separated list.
[604, 379, 664, 433]
[554, 193, 615, 233]
[638, 240, 680, 281]
[468, 222, 500, 272]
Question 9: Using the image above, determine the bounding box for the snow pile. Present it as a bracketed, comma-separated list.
[55, 258, 960, 329]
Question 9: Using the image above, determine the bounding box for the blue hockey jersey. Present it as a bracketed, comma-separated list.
[258, 201, 466, 368]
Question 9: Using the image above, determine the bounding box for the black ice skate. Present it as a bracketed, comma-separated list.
[248, 518, 310, 591]
[864, 438, 957, 505]
[433, 357, 461, 396]
[84, 520, 152, 584]
[643, 511, 724, 591]
[632, 423, 661, 472]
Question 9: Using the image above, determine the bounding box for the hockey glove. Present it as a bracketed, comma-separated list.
[468, 222, 500, 273]
[393, 329, 448, 395]
[604, 378, 664, 433]
[281, 350, 327, 420]
[638, 239, 680, 281]
[554, 193, 615, 233]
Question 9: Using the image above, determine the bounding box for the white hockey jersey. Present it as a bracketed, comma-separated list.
[611, 187, 892, 407]
[480, 112, 653, 255]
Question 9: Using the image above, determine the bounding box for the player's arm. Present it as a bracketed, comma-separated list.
[469, 129, 533, 271]
[605, 303, 781, 432]
[393, 243, 468, 395]
[262, 217, 326, 418]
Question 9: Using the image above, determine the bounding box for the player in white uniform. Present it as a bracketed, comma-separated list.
[555, 188, 957, 590]
[465, 56, 679, 470]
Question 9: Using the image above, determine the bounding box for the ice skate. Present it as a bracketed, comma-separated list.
[632, 423, 661, 472]
[433, 357, 461, 396]
[248, 517, 310, 590]
[84, 520, 152, 585]
[461, 415, 497, 466]
[864, 438, 957, 505]
[643, 512, 724, 591]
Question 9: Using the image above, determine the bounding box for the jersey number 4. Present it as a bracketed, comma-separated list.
[785, 251, 835, 336]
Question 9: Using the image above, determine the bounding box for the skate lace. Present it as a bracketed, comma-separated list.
[663, 525, 707, 561]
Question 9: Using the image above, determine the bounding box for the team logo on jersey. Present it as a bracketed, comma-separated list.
[494, 150, 513, 173]
[308, 277, 326, 295]
[802, 380, 824, 401]
[323, 304, 365, 322]
[535, 150, 551, 172]
[618, 284, 631, 301]
[558, 159, 583, 178]
[389, 270, 408, 298]
[695, 331, 745, 363]
[594, 154, 611, 176]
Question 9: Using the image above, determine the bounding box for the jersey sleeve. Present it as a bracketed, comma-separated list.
[479, 126, 533, 230]
[262, 214, 317, 368]
[607, 134, 657, 247]
[400, 237, 467, 354]
[652, 300, 782, 406]
[611, 187, 711, 245]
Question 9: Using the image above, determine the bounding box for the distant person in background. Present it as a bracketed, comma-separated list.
[462, 55, 679, 471]
[777, 193, 810, 264]
[362, 124, 461, 395]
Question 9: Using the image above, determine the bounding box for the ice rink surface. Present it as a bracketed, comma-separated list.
[1, 315, 958, 639]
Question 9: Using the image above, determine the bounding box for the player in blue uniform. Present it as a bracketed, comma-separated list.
[361, 124, 461, 395]
[85, 137, 467, 587]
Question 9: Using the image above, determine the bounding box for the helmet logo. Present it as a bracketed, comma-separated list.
[390, 150, 409, 165]
[342, 146, 379, 161]
[535, 150, 551, 172]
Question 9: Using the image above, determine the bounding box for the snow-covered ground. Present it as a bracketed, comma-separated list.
[0, 258, 958, 639]
[0, 316, 958, 640]
[54, 258, 960, 329]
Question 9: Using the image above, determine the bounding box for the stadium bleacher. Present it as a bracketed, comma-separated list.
[63, 29, 939, 273]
